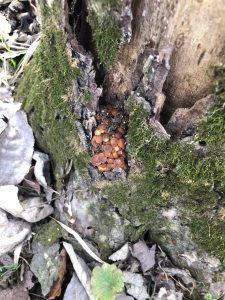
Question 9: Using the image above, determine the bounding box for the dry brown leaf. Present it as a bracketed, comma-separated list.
[47, 248, 67, 300]
[23, 178, 41, 194]
[132, 240, 156, 273]
[22, 166, 41, 194]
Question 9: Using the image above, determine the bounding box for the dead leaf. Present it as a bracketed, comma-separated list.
[33, 151, 55, 202]
[63, 273, 90, 300]
[0, 14, 11, 40]
[22, 166, 41, 194]
[0, 208, 31, 256]
[132, 241, 156, 273]
[22, 178, 41, 194]
[109, 243, 130, 262]
[33, 151, 49, 189]
[13, 242, 23, 265]
[0, 101, 34, 185]
[47, 248, 67, 300]
[63, 242, 95, 300]
[154, 287, 183, 300]
[123, 271, 149, 300]
[0, 185, 54, 223]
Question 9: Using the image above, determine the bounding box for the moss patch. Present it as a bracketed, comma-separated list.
[16, 21, 90, 186]
[105, 90, 225, 262]
[81, 87, 92, 104]
[196, 66, 225, 149]
[87, 0, 121, 66]
[34, 220, 62, 246]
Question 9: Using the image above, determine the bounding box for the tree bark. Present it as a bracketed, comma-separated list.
[105, 0, 225, 119]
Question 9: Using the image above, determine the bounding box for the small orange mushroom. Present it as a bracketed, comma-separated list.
[102, 134, 110, 143]
[90, 153, 107, 166]
[110, 137, 119, 147]
[95, 124, 106, 135]
[118, 149, 126, 157]
[114, 146, 120, 152]
[90, 155, 100, 167]
[98, 164, 111, 172]
[92, 135, 103, 144]
[115, 158, 126, 169]
[90, 106, 127, 173]
[118, 138, 125, 149]
[102, 144, 113, 152]
[112, 151, 119, 159]
[104, 151, 112, 158]
[108, 152, 115, 159]
[114, 132, 122, 139]
[107, 158, 114, 164]
[91, 140, 98, 149]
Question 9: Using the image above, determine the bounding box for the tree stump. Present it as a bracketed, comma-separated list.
[16, 0, 225, 297]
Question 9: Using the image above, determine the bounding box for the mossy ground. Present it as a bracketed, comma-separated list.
[16, 18, 90, 186]
[87, 0, 121, 66]
[105, 70, 225, 262]
[34, 220, 62, 246]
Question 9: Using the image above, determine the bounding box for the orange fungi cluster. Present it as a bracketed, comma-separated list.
[90, 106, 127, 172]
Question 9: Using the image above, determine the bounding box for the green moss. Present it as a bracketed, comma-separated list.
[16, 21, 90, 186]
[196, 66, 225, 149]
[179, 191, 224, 260]
[105, 94, 225, 262]
[94, 0, 121, 8]
[87, 0, 121, 66]
[34, 220, 62, 246]
[37, 0, 63, 26]
[81, 88, 92, 104]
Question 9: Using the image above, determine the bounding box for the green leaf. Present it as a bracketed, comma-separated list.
[204, 293, 213, 300]
[91, 263, 124, 300]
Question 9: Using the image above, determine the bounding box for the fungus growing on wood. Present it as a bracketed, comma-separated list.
[90, 105, 127, 174]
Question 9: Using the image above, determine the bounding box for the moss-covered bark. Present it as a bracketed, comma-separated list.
[105, 71, 225, 262]
[86, 0, 122, 66]
[14, 0, 225, 294]
[16, 4, 90, 186]
[197, 67, 225, 149]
